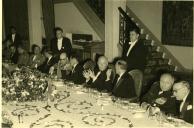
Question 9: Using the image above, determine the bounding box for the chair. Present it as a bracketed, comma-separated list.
[128, 69, 143, 100]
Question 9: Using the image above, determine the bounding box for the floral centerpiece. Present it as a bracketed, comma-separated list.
[2, 66, 48, 102]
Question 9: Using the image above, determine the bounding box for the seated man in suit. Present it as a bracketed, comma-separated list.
[51, 27, 72, 58]
[173, 81, 193, 124]
[3, 44, 18, 64]
[49, 52, 71, 79]
[28, 45, 45, 69]
[110, 59, 136, 98]
[17, 45, 29, 67]
[83, 56, 114, 92]
[67, 54, 85, 84]
[141, 73, 177, 115]
[122, 27, 147, 71]
[38, 50, 57, 74]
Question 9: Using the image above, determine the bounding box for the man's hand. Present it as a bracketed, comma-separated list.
[83, 70, 90, 79]
[49, 66, 54, 75]
[155, 97, 167, 105]
[88, 69, 96, 80]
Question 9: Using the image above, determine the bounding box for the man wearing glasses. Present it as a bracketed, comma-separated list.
[173, 81, 193, 124]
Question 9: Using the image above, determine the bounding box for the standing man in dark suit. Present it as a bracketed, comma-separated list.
[38, 50, 57, 74]
[83, 56, 114, 92]
[111, 59, 136, 98]
[122, 27, 147, 71]
[68, 54, 85, 84]
[5, 26, 22, 48]
[141, 73, 177, 115]
[50, 27, 72, 58]
[173, 81, 193, 124]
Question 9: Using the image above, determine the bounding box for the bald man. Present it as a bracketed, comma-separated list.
[173, 81, 193, 124]
[83, 56, 114, 92]
[141, 73, 177, 115]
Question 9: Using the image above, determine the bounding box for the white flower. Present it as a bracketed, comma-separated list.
[21, 90, 29, 97]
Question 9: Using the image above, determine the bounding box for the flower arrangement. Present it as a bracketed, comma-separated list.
[2, 67, 48, 102]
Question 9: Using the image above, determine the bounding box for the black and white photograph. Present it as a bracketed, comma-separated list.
[1, 0, 193, 128]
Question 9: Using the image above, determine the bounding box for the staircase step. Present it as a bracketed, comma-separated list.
[144, 64, 175, 74]
[158, 59, 169, 65]
[140, 34, 149, 40]
[144, 40, 154, 46]
[146, 58, 169, 66]
[146, 45, 159, 52]
[147, 51, 164, 59]
[154, 65, 176, 72]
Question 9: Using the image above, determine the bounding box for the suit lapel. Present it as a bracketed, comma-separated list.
[113, 73, 125, 92]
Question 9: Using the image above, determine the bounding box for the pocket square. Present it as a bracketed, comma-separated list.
[187, 105, 192, 110]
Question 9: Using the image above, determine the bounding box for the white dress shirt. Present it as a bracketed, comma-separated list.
[72, 64, 78, 73]
[57, 38, 63, 50]
[32, 55, 37, 61]
[126, 40, 138, 56]
[158, 91, 163, 95]
[12, 34, 16, 42]
[92, 71, 101, 82]
[47, 56, 52, 64]
[180, 92, 189, 112]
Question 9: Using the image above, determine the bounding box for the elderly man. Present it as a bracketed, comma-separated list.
[173, 81, 193, 124]
[83, 56, 114, 92]
[51, 27, 72, 58]
[110, 59, 136, 98]
[141, 73, 177, 115]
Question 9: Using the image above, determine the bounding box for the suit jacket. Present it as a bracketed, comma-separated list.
[88, 68, 114, 92]
[28, 54, 45, 68]
[51, 37, 72, 58]
[141, 82, 177, 115]
[122, 39, 147, 71]
[5, 33, 22, 47]
[17, 52, 29, 66]
[68, 64, 86, 84]
[112, 72, 136, 98]
[10, 51, 18, 64]
[38, 56, 57, 74]
[178, 92, 193, 124]
[3, 48, 18, 64]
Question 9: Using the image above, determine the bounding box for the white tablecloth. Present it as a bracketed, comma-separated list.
[3, 85, 192, 128]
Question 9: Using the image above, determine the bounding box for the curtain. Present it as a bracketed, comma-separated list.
[42, 0, 55, 50]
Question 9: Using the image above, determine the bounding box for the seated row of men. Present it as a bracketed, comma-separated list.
[3, 44, 193, 124]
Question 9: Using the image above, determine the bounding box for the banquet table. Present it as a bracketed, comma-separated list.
[2, 81, 193, 128]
